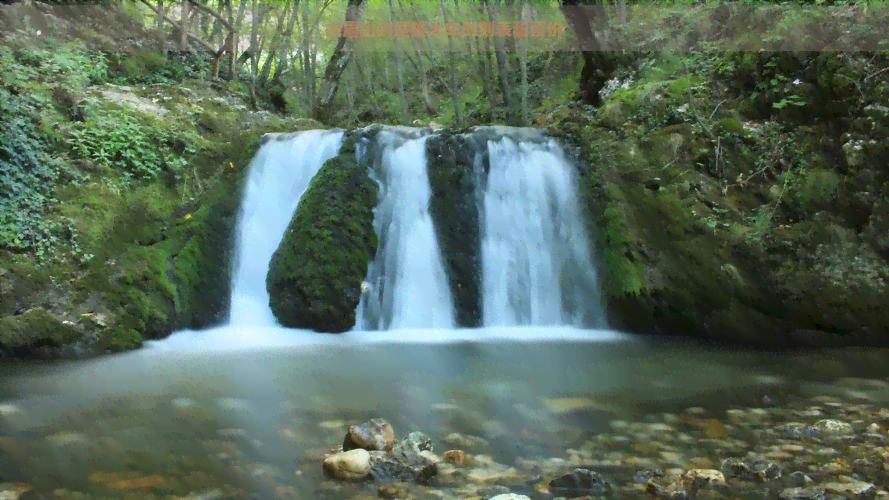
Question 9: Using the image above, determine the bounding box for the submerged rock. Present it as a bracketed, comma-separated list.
[343, 418, 396, 452]
[324, 420, 439, 486]
[322, 448, 371, 481]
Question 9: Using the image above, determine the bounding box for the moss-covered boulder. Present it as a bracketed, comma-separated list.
[549, 52, 889, 347]
[0, 308, 80, 353]
[267, 138, 378, 332]
[426, 133, 487, 328]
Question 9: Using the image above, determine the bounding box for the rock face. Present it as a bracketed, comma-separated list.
[549, 54, 889, 347]
[426, 133, 486, 328]
[266, 138, 378, 332]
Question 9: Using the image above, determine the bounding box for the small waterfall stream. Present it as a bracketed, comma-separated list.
[228, 130, 345, 327]
[2, 126, 889, 499]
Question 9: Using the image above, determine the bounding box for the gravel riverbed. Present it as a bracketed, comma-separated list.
[2, 375, 889, 500]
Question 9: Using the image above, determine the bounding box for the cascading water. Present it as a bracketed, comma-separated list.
[154, 125, 604, 345]
[480, 134, 604, 327]
[354, 130, 455, 330]
[228, 130, 345, 327]
[11, 124, 864, 500]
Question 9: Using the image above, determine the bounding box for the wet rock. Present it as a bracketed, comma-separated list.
[751, 461, 783, 482]
[788, 471, 814, 487]
[719, 457, 751, 479]
[465, 457, 522, 485]
[812, 419, 853, 436]
[822, 480, 877, 499]
[549, 468, 609, 497]
[853, 458, 882, 477]
[683, 469, 725, 488]
[443, 450, 466, 466]
[480, 485, 512, 497]
[633, 468, 665, 484]
[391, 432, 434, 466]
[343, 418, 396, 452]
[779, 486, 827, 500]
[369, 456, 438, 485]
[442, 432, 489, 450]
[489, 494, 530, 500]
[369, 458, 419, 483]
[646, 479, 690, 499]
[322, 449, 371, 481]
[377, 482, 412, 499]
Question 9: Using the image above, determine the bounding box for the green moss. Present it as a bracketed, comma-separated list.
[426, 134, 484, 327]
[0, 308, 80, 349]
[266, 139, 378, 332]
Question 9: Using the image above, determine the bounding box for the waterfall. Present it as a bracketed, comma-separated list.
[354, 131, 456, 330]
[153, 125, 604, 350]
[480, 135, 604, 328]
[228, 130, 344, 326]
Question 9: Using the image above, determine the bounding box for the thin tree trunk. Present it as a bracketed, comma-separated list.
[487, 0, 514, 114]
[559, 0, 615, 106]
[398, 0, 436, 114]
[156, 0, 166, 56]
[272, 0, 301, 83]
[179, 0, 189, 51]
[389, 0, 410, 122]
[225, 0, 236, 79]
[259, 0, 293, 85]
[520, 0, 529, 125]
[439, 0, 461, 126]
[387, 0, 408, 122]
[313, 0, 367, 121]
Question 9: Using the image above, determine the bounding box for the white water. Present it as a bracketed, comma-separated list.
[227, 130, 344, 326]
[481, 136, 603, 327]
[146, 126, 610, 352]
[354, 133, 456, 330]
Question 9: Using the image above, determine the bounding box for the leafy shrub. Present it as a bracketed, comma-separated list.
[69, 108, 197, 184]
[0, 90, 86, 261]
[11, 41, 108, 89]
[105, 48, 212, 85]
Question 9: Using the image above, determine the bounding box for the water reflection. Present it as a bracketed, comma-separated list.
[1, 328, 888, 498]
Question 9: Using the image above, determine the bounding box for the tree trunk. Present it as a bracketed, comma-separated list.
[398, 0, 436, 114]
[312, 0, 367, 121]
[156, 0, 166, 56]
[179, 0, 189, 50]
[389, 0, 408, 122]
[440, 0, 461, 126]
[487, 0, 515, 116]
[559, 0, 615, 106]
[259, 0, 293, 85]
[519, 0, 529, 125]
[271, 0, 301, 83]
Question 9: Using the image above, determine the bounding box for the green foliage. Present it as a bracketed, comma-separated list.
[812, 239, 888, 291]
[69, 108, 198, 184]
[6, 41, 108, 90]
[105, 49, 212, 85]
[0, 89, 88, 261]
[790, 168, 843, 206]
[601, 205, 644, 296]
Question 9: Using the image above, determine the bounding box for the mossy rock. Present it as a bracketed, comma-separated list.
[266, 139, 378, 332]
[52, 120, 321, 353]
[551, 93, 889, 347]
[426, 133, 486, 328]
[0, 308, 80, 350]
